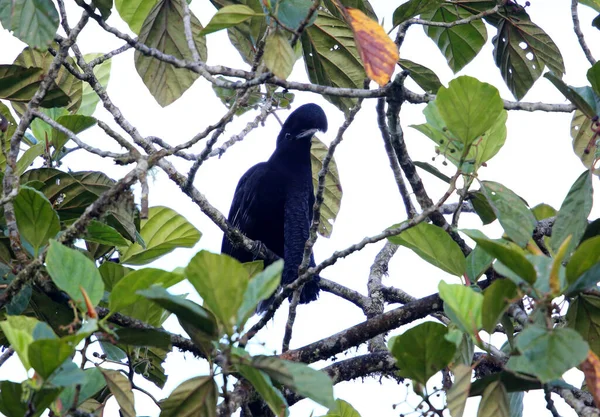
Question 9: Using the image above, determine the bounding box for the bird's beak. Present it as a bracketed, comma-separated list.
[295, 128, 320, 140]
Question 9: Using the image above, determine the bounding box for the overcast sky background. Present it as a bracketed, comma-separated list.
[1, 1, 600, 416]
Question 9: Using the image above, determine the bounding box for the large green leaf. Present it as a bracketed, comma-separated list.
[119, 206, 201, 265]
[135, 0, 207, 107]
[0, 65, 68, 107]
[236, 365, 289, 416]
[478, 381, 509, 417]
[45, 240, 105, 311]
[567, 236, 600, 283]
[388, 222, 466, 276]
[506, 326, 588, 383]
[14, 46, 83, 113]
[13, 186, 60, 256]
[79, 53, 112, 116]
[186, 251, 248, 335]
[115, 0, 158, 34]
[301, 11, 366, 114]
[0, 381, 59, 417]
[28, 339, 75, 379]
[0, 0, 59, 47]
[493, 11, 564, 100]
[159, 376, 218, 417]
[0, 315, 43, 369]
[567, 294, 600, 358]
[99, 261, 132, 291]
[480, 181, 536, 247]
[438, 282, 483, 336]
[59, 367, 106, 408]
[263, 30, 296, 79]
[551, 171, 594, 257]
[271, 0, 318, 29]
[84, 220, 130, 247]
[100, 369, 136, 417]
[310, 136, 343, 238]
[388, 321, 456, 385]
[237, 260, 282, 328]
[436, 76, 504, 147]
[465, 245, 494, 283]
[545, 75, 598, 119]
[422, 5, 487, 73]
[201, 4, 262, 35]
[393, 0, 443, 27]
[482, 279, 517, 333]
[109, 268, 183, 314]
[50, 115, 97, 160]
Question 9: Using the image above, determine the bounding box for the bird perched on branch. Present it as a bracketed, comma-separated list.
[221, 103, 328, 312]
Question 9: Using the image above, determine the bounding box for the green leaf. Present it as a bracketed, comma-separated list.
[137, 285, 219, 340]
[115, 0, 158, 34]
[263, 30, 296, 79]
[494, 12, 564, 100]
[135, 0, 207, 107]
[84, 220, 130, 247]
[462, 229, 536, 285]
[114, 327, 172, 350]
[466, 245, 494, 283]
[236, 365, 289, 416]
[186, 251, 248, 335]
[272, 0, 318, 29]
[550, 171, 594, 256]
[0, 65, 68, 107]
[414, 161, 451, 183]
[301, 11, 366, 114]
[91, 0, 112, 19]
[99, 261, 132, 291]
[201, 4, 262, 35]
[46, 360, 85, 387]
[28, 339, 75, 379]
[545, 74, 597, 119]
[581, 0, 600, 12]
[119, 206, 201, 265]
[447, 364, 472, 417]
[100, 369, 136, 417]
[0, 0, 59, 47]
[237, 260, 282, 327]
[567, 294, 600, 358]
[78, 53, 112, 116]
[59, 367, 106, 408]
[477, 381, 509, 417]
[388, 321, 456, 385]
[564, 262, 600, 296]
[310, 136, 343, 237]
[252, 356, 336, 409]
[320, 399, 362, 417]
[16, 142, 45, 175]
[588, 62, 600, 98]
[531, 203, 556, 221]
[0, 315, 44, 369]
[46, 240, 104, 311]
[398, 58, 443, 94]
[506, 326, 588, 383]
[50, 115, 97, 159]
[159, 376, 218, 417]
[436, 76, 504, 147]
[469, 191, 497, 225]
[0, 381, 59, 417]
[422, 5, 487, 73]
[571, 111, 600, 175]
[109, 268, 183, 314]
[388, 222, 465, 276]
[567, 236, 600, 283]
[6, 284, 32, 316]
[482, 279, 517, 333]
[480, 181, 536, 247]
[438, 281, 483, 335]
[393, 0, 443, 27]
[322, 0, 377, 21]
[13, 186, 60, 256]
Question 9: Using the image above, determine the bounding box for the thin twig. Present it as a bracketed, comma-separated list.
[571, 0, 596, 66]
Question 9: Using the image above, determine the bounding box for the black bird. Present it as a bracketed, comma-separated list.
[221, 103, 328, 312]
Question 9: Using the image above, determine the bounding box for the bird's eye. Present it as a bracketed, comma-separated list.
[285, 133, 291, 140]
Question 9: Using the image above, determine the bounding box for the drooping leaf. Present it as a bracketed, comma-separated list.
[263, 30, 296, 80]
[422, 5, 487, 73]
[100, 369, 136, 417]
[119, 206, 201, 265]
[581, 350, 600, 408]
[159, 376, 218, 417]
[506, 326, 589, 383]
[13, 186, 60, 256]
[345, 7, 398, 86]
[186, 251, 249, 334]
[310, 136, 343, 237]
[440, 282, 483, 336]
[480, 181, 536, 248]
[447, 364, 472, 417]
[477, 381, 509, 417]
[45, 240, 105, 311]
[301, 11, 366, 113]
[0, 65, 68, 108]
[135, 0, 207, 107]
[398, 58, 443, 94]
[550, 171, 594, 257]
[571, 110, 600, 175]
[0, 0, 59, 47]
[567, 294, 600, 358]
[388, 222, 466, 277]
[388, 321, 456, 385]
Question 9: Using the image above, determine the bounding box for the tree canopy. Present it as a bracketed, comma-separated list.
[0, 0, 599, 416]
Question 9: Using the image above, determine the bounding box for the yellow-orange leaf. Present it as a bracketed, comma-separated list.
[345, 7, 398, 86]
[581, 350, 600, 407]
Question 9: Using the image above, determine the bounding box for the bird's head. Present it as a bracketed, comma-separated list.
[277, 103, 328, 146]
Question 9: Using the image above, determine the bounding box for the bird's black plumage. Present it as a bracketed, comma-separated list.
[221, 103, 328, 312]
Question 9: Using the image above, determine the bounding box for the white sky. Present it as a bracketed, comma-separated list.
[1, 1, 600, 416]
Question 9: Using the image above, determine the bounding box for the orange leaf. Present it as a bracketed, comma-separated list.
[581, 350, 600, 407]
[345, 7, 398, 86]
[81, 286, 98, 319]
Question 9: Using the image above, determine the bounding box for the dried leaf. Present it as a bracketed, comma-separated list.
[581, 350, 600, 407]
[344, 7, 398, 86]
